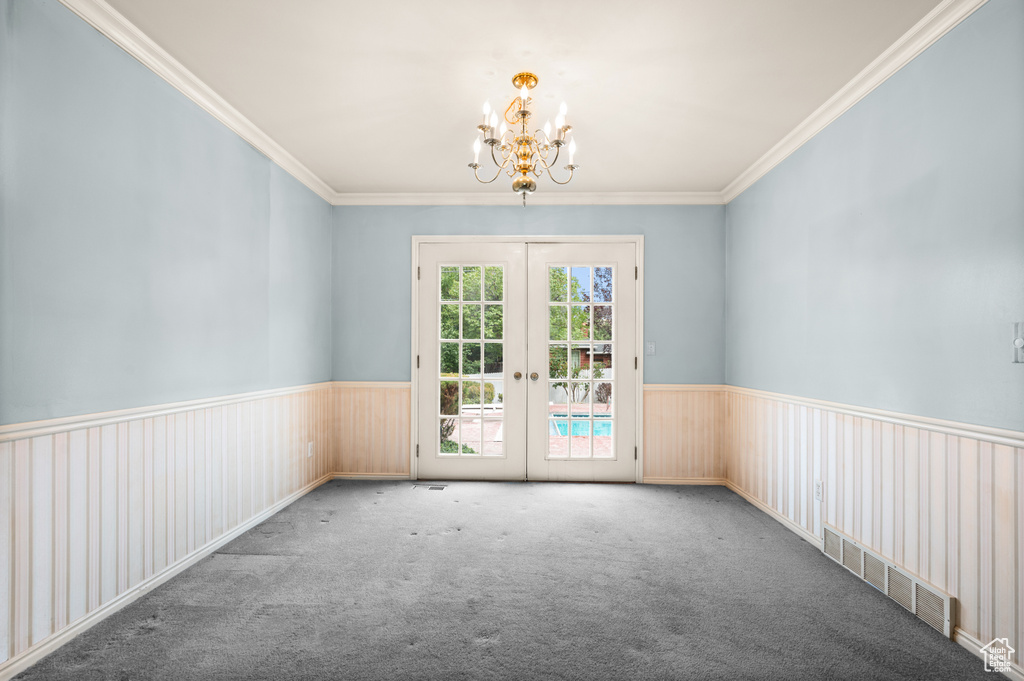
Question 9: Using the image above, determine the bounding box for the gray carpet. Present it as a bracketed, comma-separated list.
[17, 481, 992, 680]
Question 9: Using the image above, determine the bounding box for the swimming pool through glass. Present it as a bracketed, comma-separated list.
[549, 414, 612, 437]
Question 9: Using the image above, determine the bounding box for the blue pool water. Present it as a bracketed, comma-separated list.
[550, 418, 612, 437]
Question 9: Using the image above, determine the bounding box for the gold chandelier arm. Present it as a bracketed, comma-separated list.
[471, 145, 515, 184]
[492, 136, 515, 165]
[474, 165, 506, 184]
[543, 163, 578, 185]
[529, 143, 545, 177]
[469, 161, 507, 184]
[533, 141, 556, 174]
[535, 143, 561, 171]
[497, 149, 517, 175]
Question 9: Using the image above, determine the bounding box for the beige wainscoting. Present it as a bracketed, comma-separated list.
[0, 383, 336, 678]
[722, 386, 1024, 677]
[2, 381, 1020, 679]
[642, 385, 726, 484]
[333, 382, 411, 477]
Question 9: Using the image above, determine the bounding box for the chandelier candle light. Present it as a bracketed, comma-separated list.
[469, 72, 577, 205]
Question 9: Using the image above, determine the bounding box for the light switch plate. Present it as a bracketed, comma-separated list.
[645, 341, 656, 356]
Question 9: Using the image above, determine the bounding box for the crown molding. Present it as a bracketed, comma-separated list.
[720, 0, 989, 203]
[56, 0, 721, 208]
[59, 0, 986, 209]
[57, 0, 337, 204]
[328, 191, 725, 206]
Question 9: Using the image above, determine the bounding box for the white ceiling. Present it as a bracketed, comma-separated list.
[96, 0, 952, 203]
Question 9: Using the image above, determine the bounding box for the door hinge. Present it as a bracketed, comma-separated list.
[634, 446, 638, 461]
[417, 355, 420, 369]
[635, 266, 638, 280]
[416, 444, 419, 458]
[634, 356, 638, 370]
[417, 266, 420, 280]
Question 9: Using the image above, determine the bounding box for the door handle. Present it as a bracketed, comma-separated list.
[530, 372, 539, 381]
[513, 372, 522, 380]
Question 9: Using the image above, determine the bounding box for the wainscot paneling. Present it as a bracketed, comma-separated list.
[333, 382, 411, 478]
[4, 382, 1019, 679]
[642, 385, 725, 484]
[0, 383, 336, 680]
[723, 386, 1024, 677]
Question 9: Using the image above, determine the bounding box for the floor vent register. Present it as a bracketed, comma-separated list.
[822, 524, 954, 638]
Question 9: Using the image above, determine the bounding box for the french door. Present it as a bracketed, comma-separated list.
[415, 238, 639, 482]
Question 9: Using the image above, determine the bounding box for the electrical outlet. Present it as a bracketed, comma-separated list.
[1014, 322, 1024, 364]
[814, 480, 823, 502]
[307, 442, 314, 458]
[645, 341, 656, 356]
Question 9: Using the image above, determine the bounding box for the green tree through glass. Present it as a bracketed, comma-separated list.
[439, 265, 502, 454]
[549, 267, 606, 399]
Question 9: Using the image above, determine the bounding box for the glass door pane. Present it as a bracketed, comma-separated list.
[417, 242, 527, 481]
[546, 266, 614, 461]
[438, 265, 505, 457]
[527, 242, 636, 482]
[419, 239, 635, 483]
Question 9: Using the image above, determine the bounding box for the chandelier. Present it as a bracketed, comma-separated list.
[468, 72, 577, 205]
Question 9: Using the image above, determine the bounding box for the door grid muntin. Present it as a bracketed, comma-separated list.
[438, 264, 505, 457]
[547, 265, 615, 460]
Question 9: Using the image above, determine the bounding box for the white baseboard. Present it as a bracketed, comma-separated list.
[332, 473, 412, 480]
[0, 473, 333, 681]
[723, 480, 820, 546]
[955, 629, 1024, 680]
[643, 477, 727, 486]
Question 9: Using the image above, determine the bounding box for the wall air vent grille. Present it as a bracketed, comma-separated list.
[888, 566, 914, 611]
[863, 553, 885, 592]
[822, 525, 954, 638]
[823, 527, 841, 562]
[841, 539, 862, 576]
[915, 583, 947, 635]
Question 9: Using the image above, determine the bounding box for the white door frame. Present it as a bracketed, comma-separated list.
[410, 235, 645, 483]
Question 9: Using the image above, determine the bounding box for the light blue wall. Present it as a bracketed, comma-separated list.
[0, 0, 332, 425]
[6, 0, 1018, 431]
[268, 165, 333, 388]
[332, 205, 726, 385]
[724, 0, 1024, 431]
